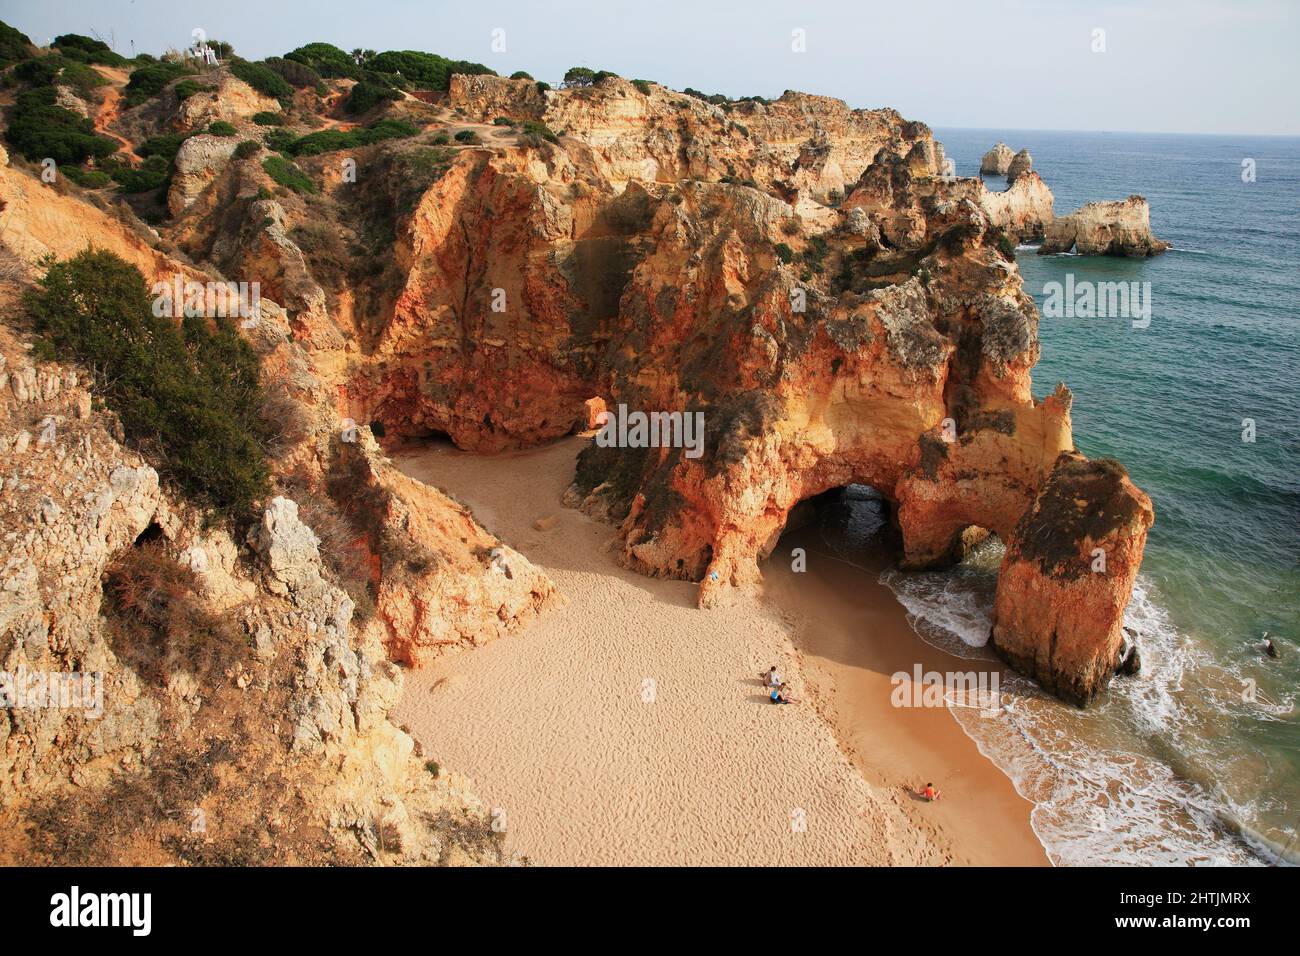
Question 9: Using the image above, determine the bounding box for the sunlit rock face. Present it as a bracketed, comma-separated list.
[211, 76, 1150, 706]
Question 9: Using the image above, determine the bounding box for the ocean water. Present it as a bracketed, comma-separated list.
[880, 129, 1300, 865]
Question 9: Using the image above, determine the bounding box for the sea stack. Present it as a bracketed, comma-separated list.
[1006, 148, 1033, 181]
[980, 142, 1014, 175]
[1039, 195, 1171, 256]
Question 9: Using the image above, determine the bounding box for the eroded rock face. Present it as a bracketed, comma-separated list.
[168, 134, 240, 216]
[168, 75, 1149, 706]
[980, 142, 1014, 175]
[1006, 148, 1033, 181]
[964, 171, 1055, 242]
[990, 453, 1154, 705]
[1039, 195, 1170, 256]
[172, 70, 278, 130]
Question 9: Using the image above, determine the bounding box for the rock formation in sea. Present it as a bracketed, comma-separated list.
[980, 142, 1014, 175]
[1006, 148, 1033, 181]
[1038, 195, 1171, 256]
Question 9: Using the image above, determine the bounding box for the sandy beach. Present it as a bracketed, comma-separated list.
[393, 436, 1046, 866]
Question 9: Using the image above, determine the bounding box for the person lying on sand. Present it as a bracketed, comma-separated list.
[918, 782, 941, 802]
[770, 682, 797, 705]
[762, 666, 782, 687]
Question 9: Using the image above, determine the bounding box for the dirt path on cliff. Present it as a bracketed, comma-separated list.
[393, 436, 1044, 866]
[90, 69, 140, 165]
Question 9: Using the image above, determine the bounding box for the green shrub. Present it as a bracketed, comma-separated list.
[62, 166, 112, 188]
[234, 139, 260, 159]
[263, 127, 296, 152]
[563, 67, 595, 87]
[367, 50, 494, 91]
[206, 120, 237, 136]
[284, 42, 359, 79]
[535, 81, 550, 94]
[286, 119, 417, 156]
[509, 70, 532, 80]
[262, 154, 316, 193]
[252, 111, 286, 126]
[263, 55, 322, 89]
[53, 34, 129, 66]
[173, 79, 205, 100]
[0, 19, 33, 68]
[997, 233, 1016, 258]
[453, 129, 479, 144]
[345, 79, 401, 115]
[774, 242, 794, 264]
[15, 55, 107, 97]
[124, 61, 195, 106]
[430, 131, 450, 145]
[4, 87, 118, 164]
[492, 116, 513, 126]
[139, 133, 188, 161]
[519, 120, 558, 145]
[632, 79, 652, 95]
[110, 154, 170, 193]
[228, 59, 293, 103]
[26, 250, 270, 518]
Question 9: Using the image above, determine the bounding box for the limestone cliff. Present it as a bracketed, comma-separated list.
[228, 76, 1147, 707]
[1039, 195, 1170, 256]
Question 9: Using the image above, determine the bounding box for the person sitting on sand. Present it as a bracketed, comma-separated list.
[762, 666, 782, 687]
[918, 782, 941, 802]
[770, 682, 797, 705]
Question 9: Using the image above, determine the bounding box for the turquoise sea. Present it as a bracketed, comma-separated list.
[879, 128, 1299, 864]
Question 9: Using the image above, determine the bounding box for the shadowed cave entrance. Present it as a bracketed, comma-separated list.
[775, 485, 898, 574]
[773, 485, 999, 578]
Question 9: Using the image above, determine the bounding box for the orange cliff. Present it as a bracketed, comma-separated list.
[158, 73, 1148, 705]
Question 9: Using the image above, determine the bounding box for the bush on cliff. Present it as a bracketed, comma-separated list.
[4, 87, 118, 164]
[263, 55, 323, 89]
[344, 79, 401, 115]
[0, 19, 34, 68]
[228, 59, 294, 104]
[367, 49, 494, 91]
[108, 153, 170, 192]
[285, 42, 359, 79]
[262, 154, 317, 193]
[124, 61, 195, 106]
[52, 34, 129, 67]
[14, 54, 108, 97]
[286, 119, 417, 155]
[26, 250, 271, 518]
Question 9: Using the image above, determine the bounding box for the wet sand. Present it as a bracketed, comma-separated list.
[392, 436, 1046, 866]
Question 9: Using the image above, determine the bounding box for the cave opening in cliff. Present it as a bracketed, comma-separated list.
[776, 484, 898, 571]
[132, 522, 164, 548]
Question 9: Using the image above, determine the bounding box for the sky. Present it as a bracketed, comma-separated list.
[3, 0, 1297, 136]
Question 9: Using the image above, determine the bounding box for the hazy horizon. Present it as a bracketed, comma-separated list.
[2, 0, 1297, 137]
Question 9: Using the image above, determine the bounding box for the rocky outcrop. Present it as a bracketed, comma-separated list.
[1039, 195, 1170, 256]
[168, 134, 240, 216]
[334, 431, 562, 665]
[964, 171, 1055, 243]
[172, 70, 279, 131]
[990, 453, 1155, 705]
[1006, 148, 1033, 181]
[223, 77, 1150, 707]
[980, 142, 1014, 175]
